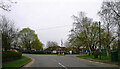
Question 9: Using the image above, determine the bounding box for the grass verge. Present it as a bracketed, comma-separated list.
[76, 55, 111, 60]
[77, 53, 120, 61]
[76, 54, 120, 66]
[2, 56, 31, 68]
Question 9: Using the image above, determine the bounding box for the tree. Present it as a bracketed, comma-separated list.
[0, 0, 17, 11]
[18, 28, 38, 51]
[46, 41, 58, 51]
[46, 41, 58, 47]
[0, 0, 17, 51]
[64, 41, 72, 50]
[64, 41, 71, 48]
[69, 12, 109, 56]
[101, 30, 117, 56]
[98, 0, 120, 54]
[69, 12, 94, 55]
[64, 41, 77, 52]
[32, 38, 43, 51]
[0, 16, 18, 51]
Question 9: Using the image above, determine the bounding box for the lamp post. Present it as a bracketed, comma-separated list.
[99, 21, 101, 60]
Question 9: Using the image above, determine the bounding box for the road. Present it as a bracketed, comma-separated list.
[22, 54, 118, 69]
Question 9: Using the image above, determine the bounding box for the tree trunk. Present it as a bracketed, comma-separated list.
[89, 46, 92, 56]
[78, 46, 80, 54]
[118, 26, 120, 52]
[106, 50, 109, 57]
[106, 23, 110, 57]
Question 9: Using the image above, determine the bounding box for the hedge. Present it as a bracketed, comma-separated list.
[21, 50, 54, 54]
[2, 51, 22, 62]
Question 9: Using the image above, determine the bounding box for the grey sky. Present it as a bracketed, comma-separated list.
[4, 0, 103, 48]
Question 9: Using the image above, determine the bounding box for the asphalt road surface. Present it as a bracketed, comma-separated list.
[22, 54, 118, 69]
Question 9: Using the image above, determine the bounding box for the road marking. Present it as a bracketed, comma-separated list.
[59, 63, 65, 67]
[58, 62, 67, 69]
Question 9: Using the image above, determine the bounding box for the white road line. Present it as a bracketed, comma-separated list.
[58, 62, 67, 69]
[59, 63, 65, 67]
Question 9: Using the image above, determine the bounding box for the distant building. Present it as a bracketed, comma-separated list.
[45, 46, 67, 53]
[52, 46, 67, 53]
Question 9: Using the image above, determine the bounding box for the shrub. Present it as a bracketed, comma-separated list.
[46, 51, 52, 54]
[30, 51, 46, 54]
[21, 50, 46, 54]
[2, 51, 22, 62]
[20, 50, 30, 54]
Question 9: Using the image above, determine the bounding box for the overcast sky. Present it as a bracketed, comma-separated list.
[3, 0, 103, 48]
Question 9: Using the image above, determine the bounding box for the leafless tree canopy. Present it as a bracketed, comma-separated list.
[0, 16, 18, 51]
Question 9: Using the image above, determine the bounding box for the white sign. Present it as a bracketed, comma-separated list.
[53, 50, 57, 53]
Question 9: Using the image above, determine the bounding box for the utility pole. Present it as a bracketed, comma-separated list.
[99, 21, 101, 60]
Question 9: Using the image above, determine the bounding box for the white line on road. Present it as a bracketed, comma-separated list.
[58, 62, 67, 69]
[59, 63, 65, 67]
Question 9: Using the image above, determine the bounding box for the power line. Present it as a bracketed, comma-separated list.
[36, 25, 72, 31]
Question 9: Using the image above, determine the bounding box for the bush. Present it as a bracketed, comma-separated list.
[30, 51, 46, 54]
[2, 51, 22, 62]
[46, 51, 52, 54]
[20, 50, 30, 54]
[21, 50, 46, 54]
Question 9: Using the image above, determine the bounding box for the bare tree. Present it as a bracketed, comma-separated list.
[0, 16, 18, 51]
[98, 1, 120, 53]
[45, 41, 58, 51]
[0, 0, 17, 11]
[46, 41, 58, 47]
[70, 12, 94, 55]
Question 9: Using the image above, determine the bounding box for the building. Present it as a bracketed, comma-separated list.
[52, 46, 66, 54]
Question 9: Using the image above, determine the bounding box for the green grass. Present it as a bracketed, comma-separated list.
[77, 53, 120, 61]
[99, 56, 111, 60]
[21, 56, 26, 59]
[77, 55, 94, 59]
[76, 55, 111, 60]
[2, 56, 31, 68]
